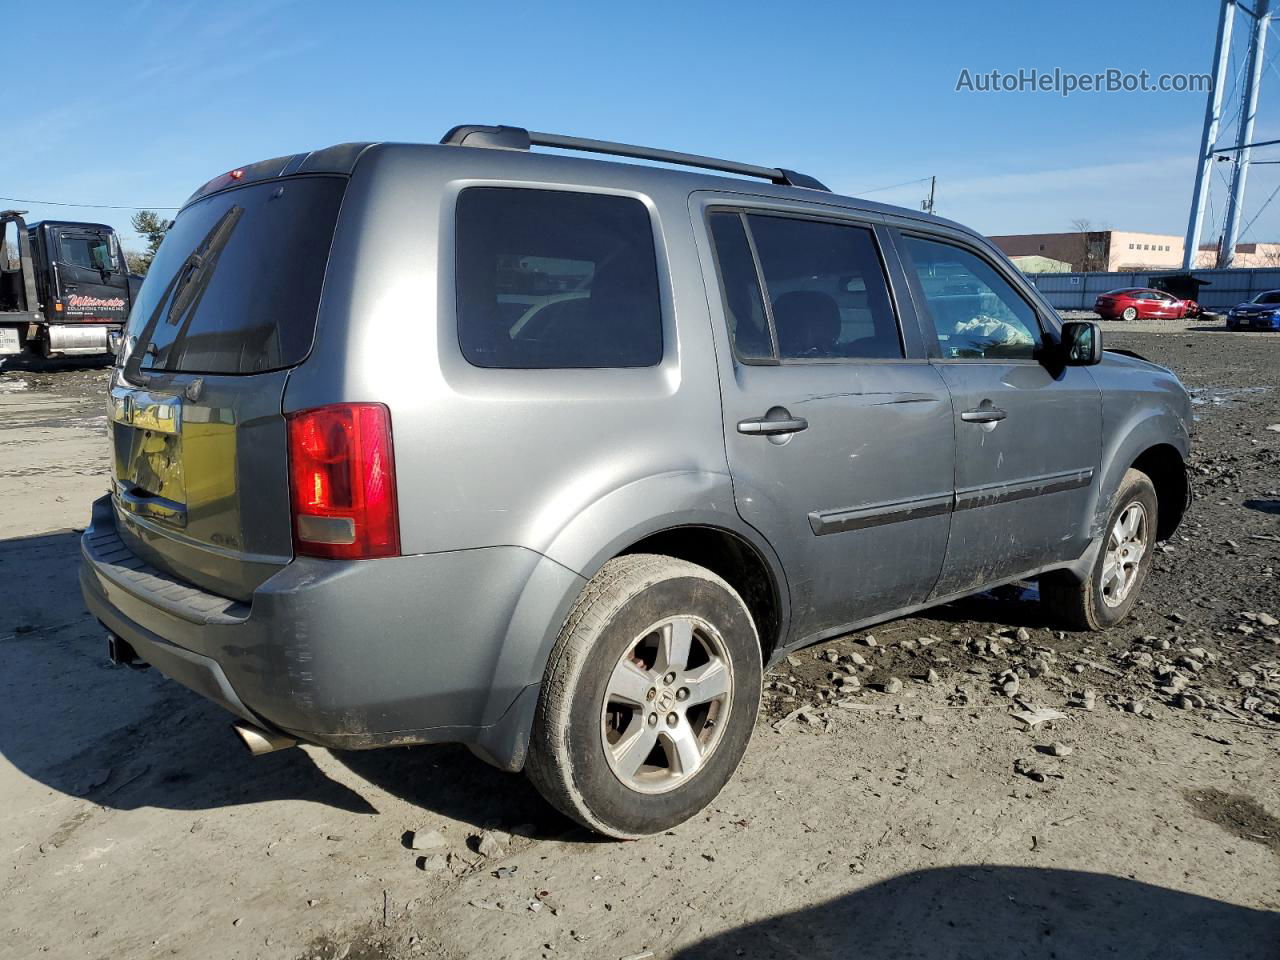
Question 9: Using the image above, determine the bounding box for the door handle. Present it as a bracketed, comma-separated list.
[960, 407, 1007, 424]
[737, 415, 809, 436]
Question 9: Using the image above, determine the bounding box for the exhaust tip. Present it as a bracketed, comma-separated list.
[233, 722, 297, 757]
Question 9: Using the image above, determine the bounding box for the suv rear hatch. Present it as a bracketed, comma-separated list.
[110, 173, 348, 602]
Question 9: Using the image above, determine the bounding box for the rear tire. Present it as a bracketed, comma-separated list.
[1122, 306, 1138, 321]
[1041, 469, 1158, 631]
[526, 554, 762, 838]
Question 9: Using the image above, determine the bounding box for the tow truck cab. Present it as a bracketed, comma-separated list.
[1, 210, 139, 357]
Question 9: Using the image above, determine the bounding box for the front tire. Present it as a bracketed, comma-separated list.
[526, 554, 762, 838]
[1041, 469, 1158, 631]
[1122, 306, 1138, 321]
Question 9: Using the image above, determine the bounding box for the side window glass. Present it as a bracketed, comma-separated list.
[707, 212, 772, 359]
[747, 215, 903, 360]
[456, 188, 663, 369]
[59, 233, 115, 271]
[901, 235, 1042, 360]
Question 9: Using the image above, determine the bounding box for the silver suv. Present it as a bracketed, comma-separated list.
[81, 125, 1192, 837]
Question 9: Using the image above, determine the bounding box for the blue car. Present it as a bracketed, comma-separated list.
[1226, 290, 1280, 330]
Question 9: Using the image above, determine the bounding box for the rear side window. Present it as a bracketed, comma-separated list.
[455, 188, 663, 368]
[749, 215, 902, 360]
[707, 213, 772, 359]
[706, 211, 903, 361]
[124, 176, 346, 375]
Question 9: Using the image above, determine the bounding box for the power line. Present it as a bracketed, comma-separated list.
[0, 195, 179, 211]
[1239, 177, 1280, 238]
[850, 176, 933, 197]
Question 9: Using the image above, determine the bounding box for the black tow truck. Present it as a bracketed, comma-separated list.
[1, 209, 139, 357]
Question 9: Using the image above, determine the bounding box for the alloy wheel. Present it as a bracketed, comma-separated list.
[1101, 500, 1148, 608]
[600, 615, 734, 794]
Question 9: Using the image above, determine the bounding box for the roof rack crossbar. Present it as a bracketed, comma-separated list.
[440, 124, 829, 191]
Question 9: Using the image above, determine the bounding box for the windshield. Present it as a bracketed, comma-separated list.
[123, 175, 346, 375]
[1252, 291, 1280, 304]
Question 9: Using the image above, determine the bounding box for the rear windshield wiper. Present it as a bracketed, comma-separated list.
[122, 205, 244, 386]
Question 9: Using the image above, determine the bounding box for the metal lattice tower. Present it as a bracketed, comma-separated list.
[1184, 0, 1274, 269]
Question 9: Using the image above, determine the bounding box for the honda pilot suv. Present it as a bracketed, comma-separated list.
[81, 125, 1192, 838]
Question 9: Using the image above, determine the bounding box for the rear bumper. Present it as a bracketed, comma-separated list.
[79, 495, 584, 769]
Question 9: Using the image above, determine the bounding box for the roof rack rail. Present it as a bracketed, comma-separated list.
[440, 124, 830, 192]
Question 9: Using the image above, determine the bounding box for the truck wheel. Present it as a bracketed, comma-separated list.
[1122, 306, 1138, 321]
[1041, 468, 1158, 631]
[526, 554, 762, 838]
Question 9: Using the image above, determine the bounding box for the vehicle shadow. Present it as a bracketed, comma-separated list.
[671, 866, 1280, 960]
[924, 583, 1059, 631]
[335, 747, 582, 840]
[1, 527, 571, 830]
[1244, 498, 1280, 516]
[0, 529, 376, 814]
[0, 354, 113, 374]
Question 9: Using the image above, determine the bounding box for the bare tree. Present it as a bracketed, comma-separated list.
[1071, 219, 1107, 273]
[1258, 245, 1280, 267]
[124, 250, 151, 275]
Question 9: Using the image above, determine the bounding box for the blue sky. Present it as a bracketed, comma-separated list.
[9, 0, 1280, 252]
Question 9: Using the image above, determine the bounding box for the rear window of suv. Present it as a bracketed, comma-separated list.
[124, 176, 346, 375]
[455, 187, 663, 368]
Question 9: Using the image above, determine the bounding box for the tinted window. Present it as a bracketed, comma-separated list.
[124, 176, 346, 374]
[901, 235, 1042, 360]
[707, 213, 772, 359]
[748, 215, 902, 360]
[1255, 291, 1280, 304]
[456, 188, 662, 369]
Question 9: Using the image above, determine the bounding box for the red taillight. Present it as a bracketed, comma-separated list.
[286, 403, 399, 560]
[229, 168, 245, 180]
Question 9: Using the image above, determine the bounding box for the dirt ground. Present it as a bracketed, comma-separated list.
[1, 323, 1277, 960]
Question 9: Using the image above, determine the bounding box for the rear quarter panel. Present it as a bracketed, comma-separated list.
[283, 144, 737, 573]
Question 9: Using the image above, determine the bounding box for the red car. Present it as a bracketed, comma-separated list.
[1094, 288, 1200, 321]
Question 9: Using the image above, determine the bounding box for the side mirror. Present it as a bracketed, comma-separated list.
[1060, 320, 1102, 366]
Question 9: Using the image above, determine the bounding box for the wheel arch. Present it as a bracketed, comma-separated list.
[617, 524, 787, 662]
[471, 472, 791, 772]
[537, 470, 791, 658]
[1094, 413, 1190, 545]
[1129, 443, 1191, 541]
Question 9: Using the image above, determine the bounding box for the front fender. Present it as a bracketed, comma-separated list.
[1091, 408, 1190, 541]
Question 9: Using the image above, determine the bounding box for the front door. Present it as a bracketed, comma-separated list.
[698, 200, 955, 645]
[894, 231, 1102, 597]
[52, 227, 130, 322]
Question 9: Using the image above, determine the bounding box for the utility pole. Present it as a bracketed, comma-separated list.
[1184, 0, 1237, 270]
[921, 176, 936, 215]
[1221, 0, 1272, 268]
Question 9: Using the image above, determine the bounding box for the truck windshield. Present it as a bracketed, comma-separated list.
[123, 175, 346, 375]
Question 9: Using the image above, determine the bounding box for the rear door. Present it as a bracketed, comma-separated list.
[893, 229, 1101, 596]
[52, 227, 130, 322]
[696, 196, 955, 644]
[110, 175, 347, 601]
